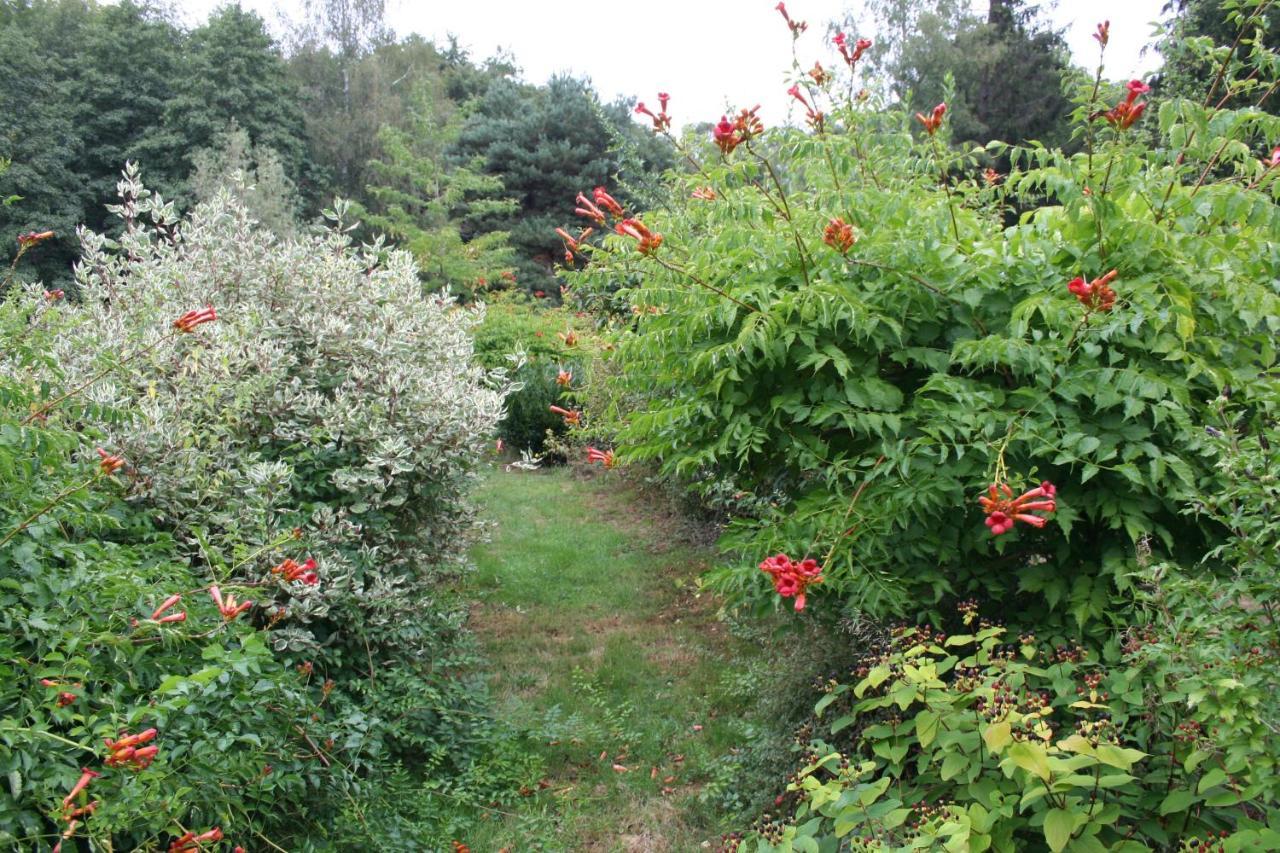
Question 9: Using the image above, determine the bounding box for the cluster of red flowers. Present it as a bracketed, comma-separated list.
[210, 585, 252, 621]
[635, 92, 671, 132]
[808, 62, 831, 86]
[169, 827, 226, 852]
[775, 2, 806, 36]
[1101, 80, 1150, 131]
[833, 32, 872, 68]
[149, 593, 187, 624]
[712, 106, 763, 155]
[586, 447, 616, 468]
[787, 84, 823, 131]
[1093, 20, 1110, 48]
[615, 218, 664, 255]
[96, 448, 125, 475]
[915, 102, 947, 136]
[40, 678, 80, 707]
[1067, 270, 1118, 312]
[823, 217, 856, 254]
[45, 288, 65, 301]
[17, 229, 54, 248]
[977, 481, 1057, 536]
[56, 768, 101, 852]
[55, 729, 244, 851]
[272, 557, 318, 585]
[983, 168, 1001, 186]
[104, 728, 159, 770]
[555, 226, 594, 264]
[173, 305, 218, 333]
[691, 186, 718, 201]
[549, 405, 582, 427]
[758, 554, 823, 611]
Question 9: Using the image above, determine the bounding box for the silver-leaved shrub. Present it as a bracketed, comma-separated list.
[7, 162, 509, 667]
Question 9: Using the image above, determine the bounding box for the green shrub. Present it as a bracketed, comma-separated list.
[734, 614, 1279, 851]
[569, 53, 1280, 629]
[473, 296, 594, 452]
[0, 170, 529, 847]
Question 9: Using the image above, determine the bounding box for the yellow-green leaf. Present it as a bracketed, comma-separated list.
[1043, 807, 1079, 852]
[983, 721, 1012, 752]
[1009, 741, 1052, 781]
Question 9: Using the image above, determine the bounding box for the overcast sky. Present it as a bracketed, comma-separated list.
[169, 0, 1167, 127]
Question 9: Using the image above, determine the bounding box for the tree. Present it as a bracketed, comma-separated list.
[165, 5, 311, 193]
[190, 123, 302, 237]
[357, 83, 516, 296]
[838, 0, 1075, 150]
[448, 75, 675, 292]
[1154, 0, 1280, 114]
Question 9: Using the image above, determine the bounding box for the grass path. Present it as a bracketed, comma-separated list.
[463, 466, 760, 851]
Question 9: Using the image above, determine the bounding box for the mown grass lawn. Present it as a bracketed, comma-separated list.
[463, 465, 763, 851]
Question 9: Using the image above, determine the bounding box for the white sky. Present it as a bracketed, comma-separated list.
[167, 0, 1167, 128]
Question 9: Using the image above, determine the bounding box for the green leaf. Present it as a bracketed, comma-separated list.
[1043, 807, 1079, 852]
[1094, 744, 1145, 771]
[940, 751, 969, 781]
[915, 710, 940, 748]
[1197, 767, 1227, 793]
[983, 721, 1012, 752]
[1158, 789, 1197, 816]
[1009, 741, 1051, 781]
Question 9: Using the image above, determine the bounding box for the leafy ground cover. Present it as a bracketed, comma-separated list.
[462, 466, 767, 851]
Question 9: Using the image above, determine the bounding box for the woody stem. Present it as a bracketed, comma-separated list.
[650, 256, 761, 314]
[931, 137, 962, 244]
[21, 332, 176, 425]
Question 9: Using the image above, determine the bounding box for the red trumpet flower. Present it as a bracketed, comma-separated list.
[105, 728, 159, 769]
[549, 405, 581, 427]
[615, 218, 663, 255]
[915, 102, 947, 135]
[586, 447, 617, 468]
[173, 304, 217, 333]
[787, 84, 823, 130]
[170, 827, 224, 852]
[574, 192, 607, 225]
[775, 2, 807, 36]
[691, 186, 718, 201]
[977, 481, 1057, 536]
[272, 557, 319, 585]
[558, 330, 579, 347]
[1093, 20, 1110, 48]
[151, 594, 181, 620]
[62, 768, 100, 808]
[210, 585, 252, 621]
[96, 448, 125, 475]
[712, 106, 763, 155]
[17, 230, 54, 247]
[808, 62, 831, 86]
[635, 95, 671, 132]
[823, 217, 856, 254]
[1101, 80, 1149, 130]
[45, 289, 65, 301]
[758, 553, 823, 611]
[833, 33, 871, 67]
[982, 167, 1001, 186]
[556, 368, 573, 387]
[593, 187, 625, 217]
[1067, 269, 1118, 312]
[149, 593, 187, 623]
[1265, 145, 1280, 168]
